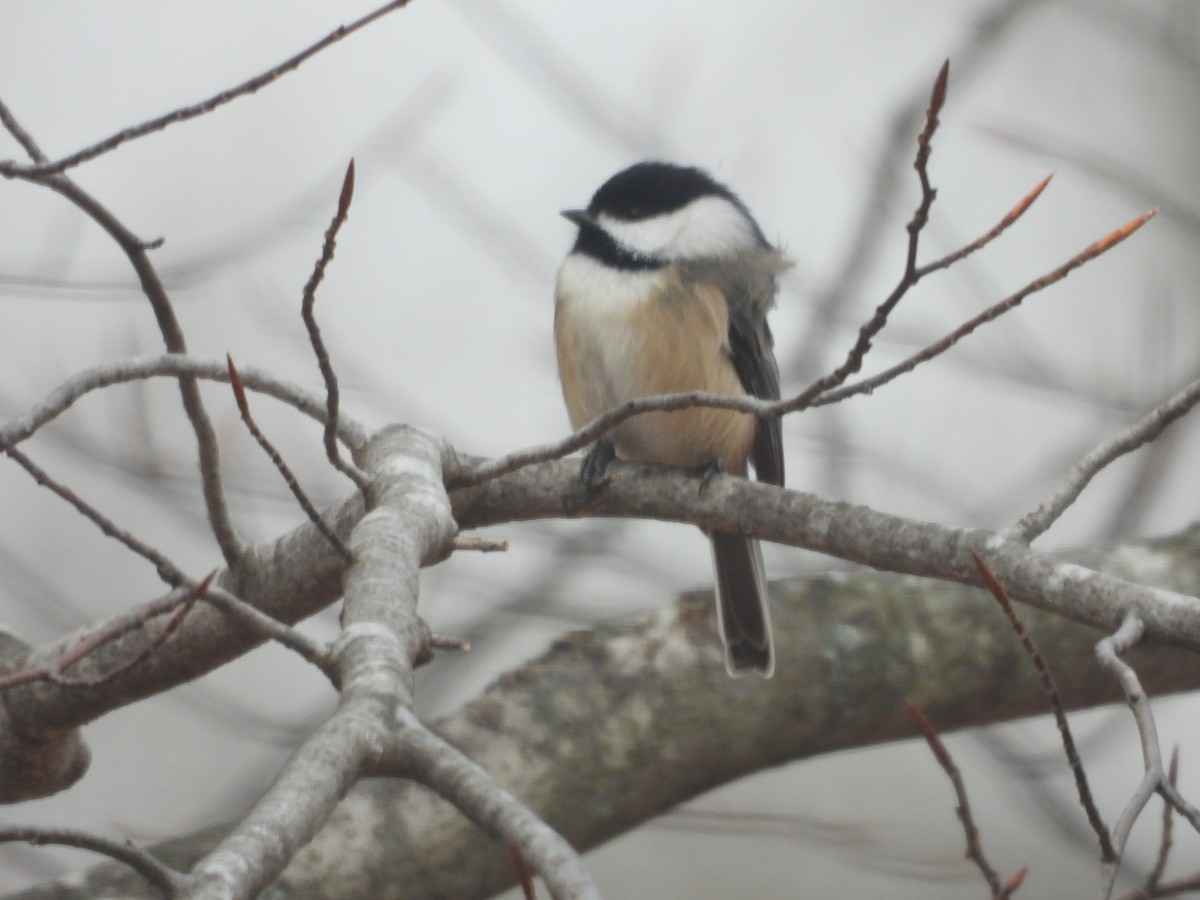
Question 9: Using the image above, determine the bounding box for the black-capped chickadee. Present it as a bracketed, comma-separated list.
[554, 161, 788, 677]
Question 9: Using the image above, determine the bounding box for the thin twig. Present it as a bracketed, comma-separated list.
[510, 843, 539, 900]
[815, 209, 1157, 407]
[0, 586, 192, 691]
[0, 435, 187, 586]
[446, 388, 764, 488]
[301, 159, 369, 490]
[796, 59, 950, 405]
[0, 826, 183, 895]
[0, 2, 413, 179]
[227, 356, 353, 561]
[1145, 748, 1179, 892]
[0, 97, 48, 161]
[1016, 374, 1200, 541]
[50, 573, 214, 688]
[972, 553, 1116, 862]
[1095, 612, 1171, 898]
[430, 633, 472, 653]
[1117, 873, 1200, 900]
[915, 173, 1053, 276]
[1, 99, 244, 566]
[202, 586, 340, 687]
[1157, 780, 1200, 837]
[907, 701, 1011, 897]
[452, 534, 509, 553]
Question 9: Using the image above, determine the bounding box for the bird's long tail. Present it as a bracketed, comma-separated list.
[708, 531, 774, 677]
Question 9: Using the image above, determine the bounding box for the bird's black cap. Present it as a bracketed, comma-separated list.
[587, 162, 760, 236]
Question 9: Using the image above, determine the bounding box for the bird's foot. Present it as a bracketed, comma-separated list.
[580, 437, 616, 492]
[695, 457, 725, 496]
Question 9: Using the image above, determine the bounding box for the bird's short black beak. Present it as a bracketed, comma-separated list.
[561, 208, 592, 227]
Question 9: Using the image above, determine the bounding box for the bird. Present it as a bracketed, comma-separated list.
[553, 161, 788, 677]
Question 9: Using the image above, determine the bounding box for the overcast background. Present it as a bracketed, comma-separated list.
[1, 0, 1199, 896]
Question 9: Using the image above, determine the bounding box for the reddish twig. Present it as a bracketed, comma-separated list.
[816, 208, 1156, 407]
[971, 552, 1116, 862]
[796, 59, 950, 406]
[50, 572, 214, 688]
[0, 582, 197, 691]
[907, 701, 1017, 897]
[510, 843, 539, 900]
[301, 159, 368, 490]
[227, 355, 352, 561]
[915, 173, 1053, 277]
[0, 2, 413, 179]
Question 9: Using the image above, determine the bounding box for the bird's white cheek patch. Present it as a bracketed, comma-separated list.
[598, 196, 759, 260]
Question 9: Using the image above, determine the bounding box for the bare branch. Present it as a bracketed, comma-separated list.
[0, 435, 188, 586]
[1016, 375, 1200, 541]
[0, 826, 183, 895]
[453, 459, 1200, 651]
[510, 843, 538, 900]
[1116, 873, 1200, 900]
[452, 534, 510, 553]
[908, 701, 1009, 897]
[392, 709, 602, 900]
[1097, 613, 1157, 896]
[446, 388, 759, 488]
[49, 573, 213, 689]
[0, 2, 414, 178]
[1145, 748, 1180, 893]
[0, 99, 244, 565]
[301, 159, 369, 491]
[430, 632, 472, 653]
[202, 586, 340, 687]
[0, 587, 190, 692]
[796, 59, 950, 405]
[915, 173, 1053, 277]
[2, 353, 368, 450]
[227, 355, 353, 561]
[814, 209, 1157, 407]
[972, 553, 1116, 862]
[0, 97, 48, 162]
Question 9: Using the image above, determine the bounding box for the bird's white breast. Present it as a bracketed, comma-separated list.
[554, 252, 667, 422]
[555, 252, 662, 317]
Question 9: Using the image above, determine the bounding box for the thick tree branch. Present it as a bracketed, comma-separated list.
[5, 458, 1200, 787]
[452, 460, 1200, 650]
[15, 527, 1200, 899]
